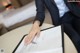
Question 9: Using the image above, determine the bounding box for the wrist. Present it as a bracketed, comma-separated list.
[33, 20, 40, 27]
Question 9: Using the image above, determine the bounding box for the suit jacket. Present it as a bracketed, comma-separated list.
[34, 0, 80, 26]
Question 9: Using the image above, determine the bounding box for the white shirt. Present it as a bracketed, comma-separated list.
[54, 0, 69, 17]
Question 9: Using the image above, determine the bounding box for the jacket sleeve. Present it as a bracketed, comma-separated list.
[34, 0, 45, 26]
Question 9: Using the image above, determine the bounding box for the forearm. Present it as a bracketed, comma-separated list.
[33, 20, 40, 28]
[25, 21, 41, 45]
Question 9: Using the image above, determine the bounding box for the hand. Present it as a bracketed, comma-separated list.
[24, 21, 40, 45]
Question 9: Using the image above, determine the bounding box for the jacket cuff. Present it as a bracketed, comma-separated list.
[33, 17, 43, 26]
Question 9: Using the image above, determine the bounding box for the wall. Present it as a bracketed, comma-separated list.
[0, 0, 33, 9]
[17, 0, 33, 6]
[11, 0, 20, 8]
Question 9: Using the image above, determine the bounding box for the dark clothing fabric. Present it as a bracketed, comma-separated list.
[61, 12, 80, 52]
[35, 0, 80, 26]
[34, 0, 80, 52]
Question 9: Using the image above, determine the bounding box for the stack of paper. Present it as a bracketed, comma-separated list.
[14, 26, 63, 53]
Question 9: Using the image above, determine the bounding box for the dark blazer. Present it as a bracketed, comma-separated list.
[34, 0, 80, 26]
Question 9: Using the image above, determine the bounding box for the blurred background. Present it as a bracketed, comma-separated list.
[0, 0, 52, 35]
[0, 1, 77, 53]
[0, 0, 33, 11]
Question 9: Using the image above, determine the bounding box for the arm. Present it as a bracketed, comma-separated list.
[34, 0, 45, 26]
[24, 0, 45, 45]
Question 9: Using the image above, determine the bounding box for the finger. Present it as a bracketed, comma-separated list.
[27, 35, 35, 44]
[24, 32, 36, 45]
[36, 30, 40, 38]
[24, 35, 34, 45]
[24, 36, 28, 45]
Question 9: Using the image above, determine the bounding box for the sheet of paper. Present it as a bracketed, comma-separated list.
[15, 26, 63, 53]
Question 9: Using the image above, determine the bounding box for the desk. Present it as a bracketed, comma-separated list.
[0, 23, 77, 53]
[0, 24, 8, 35]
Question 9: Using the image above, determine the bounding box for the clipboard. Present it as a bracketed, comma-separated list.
[13, 25, 64, 53]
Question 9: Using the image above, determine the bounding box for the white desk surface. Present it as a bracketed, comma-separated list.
[0, 23, 77, 53]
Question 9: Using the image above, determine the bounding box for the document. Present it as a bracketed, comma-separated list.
[14, 26, 63, 53]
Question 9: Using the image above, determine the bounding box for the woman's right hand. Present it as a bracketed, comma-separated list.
[24, 21, 40, 45]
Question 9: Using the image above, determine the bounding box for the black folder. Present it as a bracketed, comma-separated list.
[13, 25, 64, 53]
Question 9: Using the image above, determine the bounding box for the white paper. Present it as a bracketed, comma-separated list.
[15, 26, 63, 53]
